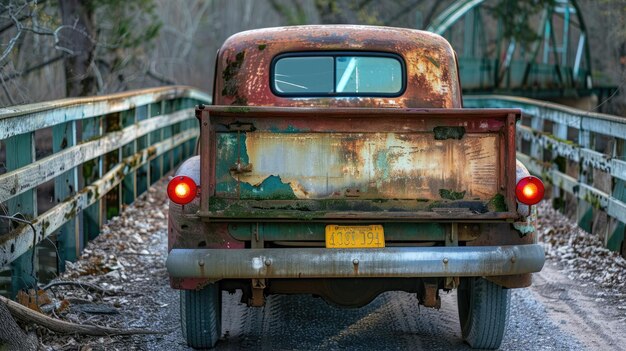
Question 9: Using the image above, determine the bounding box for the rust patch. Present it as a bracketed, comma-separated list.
[221, 50, 247, 105]
[233, 131, 498, 201]
[168, 202, 244, 251]
[213, 25, 461, 108]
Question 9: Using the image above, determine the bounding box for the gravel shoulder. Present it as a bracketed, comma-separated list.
[532, 262, 626, 351]
[35, 183, 626, 350]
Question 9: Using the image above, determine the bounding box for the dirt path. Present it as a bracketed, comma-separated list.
[38, 182, 625, 350]
[531, 262, 626, 351]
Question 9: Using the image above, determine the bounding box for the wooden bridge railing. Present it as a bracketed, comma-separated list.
[0, 86, 211, 296]
[465, 95, 626, 257]
[3, 89, 623, 296]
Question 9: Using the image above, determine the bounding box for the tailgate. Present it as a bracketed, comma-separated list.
[198, 106, 519, 221]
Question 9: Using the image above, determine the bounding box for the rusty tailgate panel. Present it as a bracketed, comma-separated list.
[199, 106, 519, 221]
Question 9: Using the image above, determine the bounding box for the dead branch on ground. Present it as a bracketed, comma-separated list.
[41, 280, 112, 295]
[0, 294, 162, 336]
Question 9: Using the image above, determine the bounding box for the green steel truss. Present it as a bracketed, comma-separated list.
[428, 0, 595, 98]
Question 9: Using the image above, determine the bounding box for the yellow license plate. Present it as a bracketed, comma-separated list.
[325, 225, 385, 248]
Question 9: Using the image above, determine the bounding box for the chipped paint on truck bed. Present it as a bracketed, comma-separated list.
[199, 106, 520, 220]
[217, 131, 498, 201]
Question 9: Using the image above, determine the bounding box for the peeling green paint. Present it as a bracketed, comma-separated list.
[375, 151, 390, 180]
[427, 200, 443, 210]
[425, 55, 441, 69]
[283, 125, 305, 133]
[513, 205, 537, 236]
[487, 193, 507, 212]
[221, 50, 246, 105]
[215, 132, 250, 194]
[258, 44, 267, 51]
[225, 106, 251, 114]
[208, 196, 505, 219]
[433, 126, 465, 140]
[513, 221, 535, 235]
[439, 189, 466, 200]
[267, 125, 307, 133]
[240, 175, 298, 200]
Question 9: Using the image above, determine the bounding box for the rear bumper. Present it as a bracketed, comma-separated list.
[166, 245, 545, 280]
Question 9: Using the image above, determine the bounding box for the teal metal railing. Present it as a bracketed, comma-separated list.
[0, 86, 211, 296]
[466, 95, 626, 254]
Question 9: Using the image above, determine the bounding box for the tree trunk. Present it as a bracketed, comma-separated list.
[58, 0, 96, 97]
[0, 303, 37, 351]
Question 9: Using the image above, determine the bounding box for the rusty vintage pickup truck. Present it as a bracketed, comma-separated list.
[165, 25, 545, 349]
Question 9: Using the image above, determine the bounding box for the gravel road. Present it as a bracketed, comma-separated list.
[40, 182, 626, 350]
[143, 266, 617, 351]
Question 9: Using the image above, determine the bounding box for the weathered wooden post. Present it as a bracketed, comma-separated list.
[149, 102, 163, 185]
[53, 119, 80, 271]
[104, 112, 122, 220]
[6, 132, 36, 296]
[576, 127, 593, 232]
[609, 139, 626, 255]
[136, 104, 150, 195]
[122, 109, 137, 205]
[82, 116, 102, 241]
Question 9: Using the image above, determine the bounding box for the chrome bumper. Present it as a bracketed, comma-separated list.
[166, 245, 545, 280]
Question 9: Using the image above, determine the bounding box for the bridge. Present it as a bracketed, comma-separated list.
[0, 0, 624, 347]
[0, 87, 211, 296]
[428, 0, 616, 106]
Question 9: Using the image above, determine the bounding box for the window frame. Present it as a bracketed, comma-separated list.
[270, 51, 407, 98]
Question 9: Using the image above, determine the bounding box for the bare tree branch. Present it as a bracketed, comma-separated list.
[0, 70, 16, 105]
[0, 8, 24, 65]
[2, 54, 63, 82]
[0, 0, 48, 35]
[146, 61, 175, 85]
[91, 60, 104, 92]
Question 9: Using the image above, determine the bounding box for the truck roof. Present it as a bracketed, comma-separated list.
[214, 25, 462, 108]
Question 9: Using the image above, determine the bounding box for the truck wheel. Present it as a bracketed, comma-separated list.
[180, 284, 221, 349]
[457, 277, 510, 350]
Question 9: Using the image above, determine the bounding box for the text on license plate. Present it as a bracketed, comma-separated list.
[325, 225, 385, 248]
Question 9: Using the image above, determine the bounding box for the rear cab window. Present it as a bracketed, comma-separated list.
[271, 52, 406, 97]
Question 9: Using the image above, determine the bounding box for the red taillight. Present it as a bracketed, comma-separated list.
[167, 176, 197, 205]
[515, 176, 544, 205]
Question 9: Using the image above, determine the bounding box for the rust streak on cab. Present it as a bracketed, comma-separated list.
[214, 25, 462, 108]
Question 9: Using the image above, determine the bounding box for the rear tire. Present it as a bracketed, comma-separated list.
[180, 284, 221, 349]
[457, 277, 510, 349]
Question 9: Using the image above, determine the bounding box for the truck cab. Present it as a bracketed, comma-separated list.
[166, 25, 545, 349]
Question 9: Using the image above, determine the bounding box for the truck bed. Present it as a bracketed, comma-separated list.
[197, 106, 520, 221]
